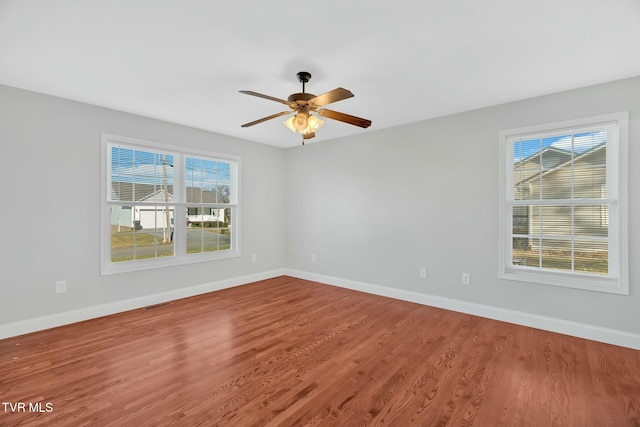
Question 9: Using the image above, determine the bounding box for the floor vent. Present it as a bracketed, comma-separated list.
[143, 302, 171, 310]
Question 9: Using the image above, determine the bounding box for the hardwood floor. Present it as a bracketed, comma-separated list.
[1, 276, 639, 426]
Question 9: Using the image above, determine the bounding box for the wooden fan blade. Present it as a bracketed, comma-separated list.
[241, 111, 292, 128]
[239, 90, 293, 107]
[317, 109, 372, 128]
[309, 88, 354, 107]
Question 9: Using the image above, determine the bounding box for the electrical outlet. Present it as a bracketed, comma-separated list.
[311, 253, 317, 262]
[251, 254, 257, 262]
[461, 273, 471, 285]
[56, 280, 67, 293]
[420, 267, 427, 279]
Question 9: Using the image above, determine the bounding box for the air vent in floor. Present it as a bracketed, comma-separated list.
[143, 302, 171, 310]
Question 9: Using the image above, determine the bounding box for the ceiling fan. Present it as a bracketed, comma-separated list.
[240, 71, 371, 144]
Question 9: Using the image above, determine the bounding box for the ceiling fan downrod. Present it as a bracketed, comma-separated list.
[297, 71, 311, 93]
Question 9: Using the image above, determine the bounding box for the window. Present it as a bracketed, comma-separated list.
[498, 112, 628, 294]
[101, 134, 239, 275]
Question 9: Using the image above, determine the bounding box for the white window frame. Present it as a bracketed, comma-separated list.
[101, 134, 240, 275]
[498, 112, 628, 294]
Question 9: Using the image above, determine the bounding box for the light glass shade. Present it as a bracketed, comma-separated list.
[293, 112, 308, 130]
[307, 115, 324, 131]
[283, 116, 297, 132]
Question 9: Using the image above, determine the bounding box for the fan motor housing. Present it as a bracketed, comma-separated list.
[287, 92, 316, 105]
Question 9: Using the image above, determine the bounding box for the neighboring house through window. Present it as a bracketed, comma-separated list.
[101, 134, 239, 275]
[498, 112, 628, 294]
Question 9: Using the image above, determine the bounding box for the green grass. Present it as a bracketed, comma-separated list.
[513, 249, 608, 274]
[111, 232, 158, 248]
[111, 230, 230, 262]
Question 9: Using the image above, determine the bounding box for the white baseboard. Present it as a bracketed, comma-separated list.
[0, 269, 286, 340]
[4, 268, 638, 350]
[284, 269, 640, 350]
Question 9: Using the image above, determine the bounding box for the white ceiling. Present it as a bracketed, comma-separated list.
[1, 1, 639, 148]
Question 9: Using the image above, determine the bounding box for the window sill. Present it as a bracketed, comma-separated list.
[500, 267, 627, 295]
[100, 250, 240, 276]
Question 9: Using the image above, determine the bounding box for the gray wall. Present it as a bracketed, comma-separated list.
[285, 76, 639, 334]
[0, 84, 286, 324]
[1, 76, 638, 336]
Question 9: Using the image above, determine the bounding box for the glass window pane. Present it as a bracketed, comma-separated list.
[512, 237, 538, 267]
[217, 185, 231, 204]
[185, 186, 199, 204]
[111, 146, 174, 203]
[540, 205, 572, 237]
[186, 158, 202, 203]
[575, 205, 608, 237]
[574, 240, 608, 275]
[216, 162, 231, 185]
[187, 207, 204, 254]
[187, 207, 232, 254]
[187, 206, 204, 229]
[111, 205, 174, 262]
[540, 239, 572, 271]
[202, 229, 218, 253]
[513, 138, 540, 200]
[512, 206, 529, 235]
[202, 187, 216, 203]
[111, 146, 135, 202]
[202, 159, 217, 177]
[540, 144, 572, 171]
[529, 206, 541, 236]
[186, 158, 202, 182]
[573, 165, 606, 199]
[540, 167, 572, 199]
[186, 157, 234, 204]
[572, 131, 607, 157]
[219, 208, 232, 251]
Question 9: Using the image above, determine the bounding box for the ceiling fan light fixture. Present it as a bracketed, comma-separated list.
[285, 113, 324, 136]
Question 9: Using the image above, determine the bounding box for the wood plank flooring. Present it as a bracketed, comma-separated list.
[1, 276, 639, 426]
